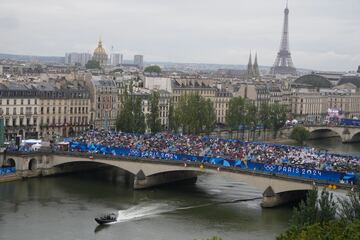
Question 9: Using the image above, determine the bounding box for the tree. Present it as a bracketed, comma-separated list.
[200, 98, 216, 134]
[133, 97, 146, 133]
[290, 189, 318, 228]
[269, 103, 287, 138]
[291, 188, 336, 228]
[259, 103, 272, 139]
[174, 94, 215, 134]
[85, 59, 100, 69]
[278, 188, 339, 239]
[168, 103, 176, 132]
[116, 88, 134, 132]
[277, 220, 360, 240]
[116, 85, 146, 133]
[290, 125, 310, 145]
[244, 101, 258, 141]
[225, 97, 246, 131]
[338, 182, 360, 221]
[147, 91, 162, 133]
[144, 65, 161, 74]
[317, 188, 336, 223]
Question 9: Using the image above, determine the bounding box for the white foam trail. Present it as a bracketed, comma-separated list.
[111, 197, 262, 224]
[115, 203, 174, 223]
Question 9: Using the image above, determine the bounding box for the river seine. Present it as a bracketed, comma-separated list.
[0, 138, 359, 240]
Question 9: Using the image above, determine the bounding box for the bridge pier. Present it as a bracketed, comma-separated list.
[133, 170, 198, 189]
[261, 186, 308, 208]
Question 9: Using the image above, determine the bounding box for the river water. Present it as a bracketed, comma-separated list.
[0, 138, 359, 240]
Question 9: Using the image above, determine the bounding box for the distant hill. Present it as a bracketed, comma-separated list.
[0, 53, 64, 63]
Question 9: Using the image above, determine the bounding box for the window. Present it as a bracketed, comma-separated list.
[13, 108, 16, 115]
[28, 99, 31, 104]
[6, 108, 9, 115]
[14, 99, 17, 105]
[25, 107, 31, 115]
[7, 99, 9, 105]
[21, 99, 23, 104]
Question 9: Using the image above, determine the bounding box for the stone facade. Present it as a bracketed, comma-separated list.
[0, 80, 91, 141]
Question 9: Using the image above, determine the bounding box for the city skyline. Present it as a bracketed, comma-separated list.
[0, 0, 359, 71]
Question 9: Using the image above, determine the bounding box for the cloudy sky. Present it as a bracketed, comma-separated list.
[0, 0, 359, 71]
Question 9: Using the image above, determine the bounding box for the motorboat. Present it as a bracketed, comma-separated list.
[94, 213, 118, 225]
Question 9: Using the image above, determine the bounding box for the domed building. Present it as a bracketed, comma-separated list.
[293, 74, 332, 89]
[93, 39, 108, 66]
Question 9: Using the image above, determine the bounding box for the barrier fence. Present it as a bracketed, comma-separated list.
[69, 142, 357, 184]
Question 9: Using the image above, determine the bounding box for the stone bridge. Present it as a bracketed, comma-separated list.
[305, 125, 360, 143]
[1, 151, 352, 208]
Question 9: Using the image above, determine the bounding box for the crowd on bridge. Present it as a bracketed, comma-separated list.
[70, 130, 360, 174]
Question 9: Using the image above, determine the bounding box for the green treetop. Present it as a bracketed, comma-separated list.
[144, 65, 161, 74]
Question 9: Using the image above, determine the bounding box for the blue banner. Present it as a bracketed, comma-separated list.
[0, 167, 16, 176]
[69, 141, 357, 184]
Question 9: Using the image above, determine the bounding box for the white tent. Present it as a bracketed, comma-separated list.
[31, 143, 42, 151]
[22, 139, 42, 144]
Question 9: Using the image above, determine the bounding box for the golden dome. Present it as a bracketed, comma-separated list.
[93, 40, 107, 55]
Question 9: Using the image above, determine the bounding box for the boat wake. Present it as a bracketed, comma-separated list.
[115, 203, 175, 224]
[115, 197, 262, 222]
[95, 197, 262, 232]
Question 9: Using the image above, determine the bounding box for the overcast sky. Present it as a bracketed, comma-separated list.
[0, 0, 359, 71]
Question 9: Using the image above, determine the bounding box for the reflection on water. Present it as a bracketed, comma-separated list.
[307, 137, 360, 155]
[0, 170, 292, 240]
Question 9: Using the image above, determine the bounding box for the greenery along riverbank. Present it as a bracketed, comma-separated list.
[277, 184, 360, 240]
[117, 92, 288, 137]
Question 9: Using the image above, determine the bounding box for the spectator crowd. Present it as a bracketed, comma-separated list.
[71, 130, 360, 174]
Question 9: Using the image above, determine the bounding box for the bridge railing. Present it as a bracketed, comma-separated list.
[67, 142, 358, 185]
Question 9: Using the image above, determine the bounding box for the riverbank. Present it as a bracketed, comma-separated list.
[262, 138, 297, 145]
[0, 173, 21, 183]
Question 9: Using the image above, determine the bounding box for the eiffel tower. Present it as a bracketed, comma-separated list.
[270, 1, 297, 76]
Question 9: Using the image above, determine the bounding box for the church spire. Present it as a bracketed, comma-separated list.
[247, 52, 254, 78]
[253, 53, 260, 77]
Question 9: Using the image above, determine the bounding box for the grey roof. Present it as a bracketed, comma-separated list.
[338, 76, 360, 88]
[294, 74, 332, 88]
[0, 82, 34, 91]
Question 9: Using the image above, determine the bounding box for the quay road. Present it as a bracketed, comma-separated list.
[3, 150, 355, 208]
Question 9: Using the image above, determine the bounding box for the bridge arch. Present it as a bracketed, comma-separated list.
[350, 131, 360, 142]
[52, 158, 204, 177]
[6, 158, 16, 168]
[54, 160, 137, 177]
[28, 158, 37, 171]
[308, 128, 342, 140]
